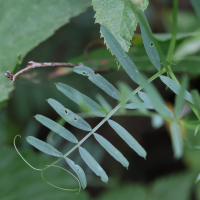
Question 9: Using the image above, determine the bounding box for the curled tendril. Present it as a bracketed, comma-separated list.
[41, 165, 81, 194]
[13, 135, 42, 171]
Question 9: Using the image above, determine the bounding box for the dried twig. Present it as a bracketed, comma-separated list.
[5, 61, 84, 82]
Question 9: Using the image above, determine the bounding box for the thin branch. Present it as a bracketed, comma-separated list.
[5, 61, 84, 82]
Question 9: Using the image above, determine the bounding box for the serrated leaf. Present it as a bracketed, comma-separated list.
[0, 0, 91, 105]
[108, 120, 146, 159]
[140, 76, 173, 119]
[65, 158, 87, 189]
[35, 115, 78, 143]
[73, 66, 120, 100]
[26, 136, 63, 157]
[96, 94, 112, 113]
[100, 25, 140, 84]
[139, 10, 161, 70]
[170, 122, 183, 159]
[47, 98, 91, 131]
[93, 0, 148, 52]
[174, 75, 188, 119]
[79, 146, 108, 183]
[151, 114, 164, 129]
[94, 133, 129, 168]
[191, 89, 200, 115]
[56, 83, 106, 117]
[160, 76, 194, 104]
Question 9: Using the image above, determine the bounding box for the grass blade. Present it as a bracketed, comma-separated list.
[73, 66, 120, 100]
[65, 158, 87, 189]
[108, 120, 146, 159]
[139, 10, 161, 70]
[79, 146, 108, 183]
[100, 25, 140, 84]
[160, 76, 194, 104]
[48, 98, 92, 131]
[94, 133, 129, 168]
[35, 115, 78, 143]
[56, 83, 106, 117]
[26, 136, 63, 157]
[174, 75, 188, 119]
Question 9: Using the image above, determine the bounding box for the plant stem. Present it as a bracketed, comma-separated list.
[167, 0, 178, 63]
[44, 68, 167, 170]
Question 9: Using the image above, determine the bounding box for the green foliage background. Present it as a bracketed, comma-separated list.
[1, 0, 200, 199]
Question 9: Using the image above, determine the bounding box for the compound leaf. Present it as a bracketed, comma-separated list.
[79, 146, 108, 183]
[56, 83, 106, 117]
[73, 66, 120, 100]
[108, 120, 146, 159]
[35, 115, 78, 143]
[48, 98, 91, 131]
[26, 136, 63, 157]
[65, 158, 87, 189]
[94, 133, 129, 168]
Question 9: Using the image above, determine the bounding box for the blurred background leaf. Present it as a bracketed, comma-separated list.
[0, 0, 91, 106]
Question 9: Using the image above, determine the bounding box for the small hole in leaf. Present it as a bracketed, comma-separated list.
[65, 110, 68, 114]
[77, 169, 80, 171]
[150, 42, 154, 47]
[93, 71, 97, 75]
[74, 118, 77, 120]
[83, 72, 86, 75]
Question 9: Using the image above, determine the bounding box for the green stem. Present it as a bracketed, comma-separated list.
[43, 68, 166, 170]
[167, 0, 178, 63]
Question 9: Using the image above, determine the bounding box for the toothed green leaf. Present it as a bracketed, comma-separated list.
[56, 83, 106, 117]
[73, 66, 120, 100]
[93, 0, 148, 52]
[108, 120, 146, 159]
[79, 146, 108, 183]
[65, 158, 87, 189]
[94, 133, 129, 168]
[26, 136, 63, 157]
[47, 98, 91, 131]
